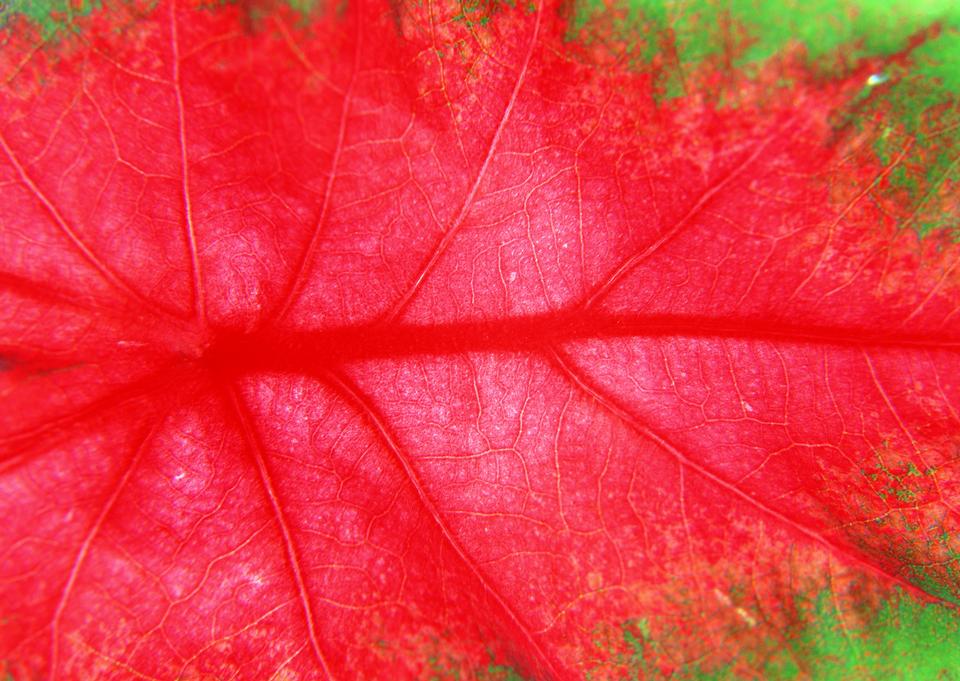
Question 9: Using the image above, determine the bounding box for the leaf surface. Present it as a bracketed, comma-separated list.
[1, 0, 960, 679]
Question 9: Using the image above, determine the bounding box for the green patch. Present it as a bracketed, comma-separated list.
[479, 662, 529, 680]
[477, 648, 529, 681]
[865, 22, 960, 238]
[590, 616, 668, 680]
[590, 586, 960, 679]
[565, 0, 669, 78]
[0, 0, 328, 42]
[727, 0, 959, 66]
[910, 20, 960, 97]
[451, 0, 518, 29]
[284, 0, 325, 14]
[568, 0, 960, 238]
[194, 0, 330, 27]
[783, 588, 960, 679]
[906, 562, 960, 606]
[862, 453, 933, 507]
[0, 0, 101, 39]
[893, 487, 918, 503]
[427, 653, 460, 680]
[194, 0, 326, 13]
[570, 0, 960, 68]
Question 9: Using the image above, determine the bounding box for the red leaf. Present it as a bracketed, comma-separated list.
[2, 1, 959, 679]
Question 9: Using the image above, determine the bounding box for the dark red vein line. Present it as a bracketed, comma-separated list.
[583, 123, 785, 310]
[0, 270, 129, 320]
[271, 2, 361, 325]
[862, 349, 960, 520]
[323, 368, 566, 681]
[383, 0, 545, 323]
[225, 385, 336, 681]
[49, 418, 161, 681]
[0, 131, 155, 313]
[787, 141, 912, 305]
[0, 367, 180, 461]
[169, 0, 206, 326]
[201, 314, 960, 380]
[545, 346, 944, 609]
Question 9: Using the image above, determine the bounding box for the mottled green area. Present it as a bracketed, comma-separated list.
[479, 662, 529, 680]
[0, 0, 328, 38]
[773, 589, 960, 680]
[449, 0, 523, 29]
[570, 0, 960, 238]
[0, 0, 101, 38]
[419, 644, 530, 681]
[856, 453, 960, 599]
[468, 648, 530, 681]
[862, 454, 934, 506]
[906, 561, 960, 606]
[569, 0, 960, 102]
[285, 0, 324, 13]
[452, 0, 498, 28]
[571, 0, 960, 68]
[193, 0, 328, 22]
[426, 651, 460, 680]
[864, 20, 960, 238]
[725, 0, 959, 65]
[592, 587, 960, 679]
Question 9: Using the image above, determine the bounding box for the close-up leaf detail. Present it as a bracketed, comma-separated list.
[1, 0, 959, 678]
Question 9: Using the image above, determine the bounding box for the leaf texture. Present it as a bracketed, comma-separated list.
[1, 0, 959, 678]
